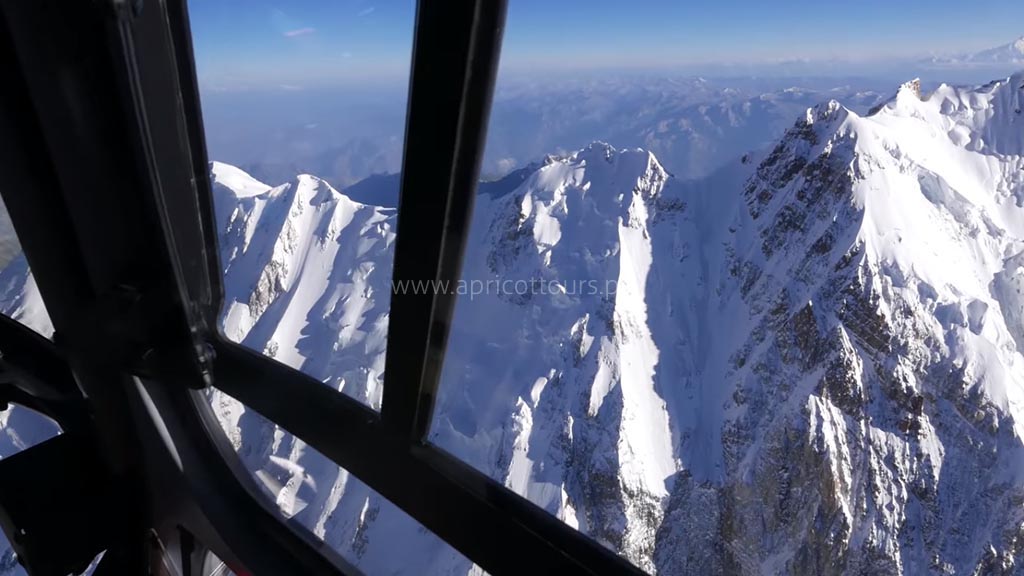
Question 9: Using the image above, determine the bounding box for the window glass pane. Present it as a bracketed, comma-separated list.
[0, 196, 53, 339]
[1, 525, 102, 575]
[0, 403, 62, 576]
[0, 196, 19, 271]
[0, 530, 23, 576]
[0, 403, 61, 459]
[0, 533, 102, 576]
[206, 388, 485, 575]
[201, 550, 236, 576]
[431, 3, 1024, 574]
[187, 1, 413, 409]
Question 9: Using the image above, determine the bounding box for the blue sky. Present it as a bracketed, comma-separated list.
[188, 0, 1022, 88]
[188, 0, 415, 88]
[504, 0, 1021, 67]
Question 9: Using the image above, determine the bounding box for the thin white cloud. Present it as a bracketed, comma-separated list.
[496, 157, 517, 175]
[284, 27, 315, 38]
[358, 6, 375, 16]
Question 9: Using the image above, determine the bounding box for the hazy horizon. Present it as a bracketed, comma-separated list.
[187, 0, 1024, 188]
[189, 0, 1021, 89]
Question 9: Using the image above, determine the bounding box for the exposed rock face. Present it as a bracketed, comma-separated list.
[650, 74, 1024, 575]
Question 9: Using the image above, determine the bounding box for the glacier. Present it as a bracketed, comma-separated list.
[2, 71, 1024, 574]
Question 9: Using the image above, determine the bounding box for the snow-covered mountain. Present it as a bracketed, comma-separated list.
[434, 71, 1024, 574]
[207, 163, 481, 574]
[925, 36, 1024, 67]
[3, 70, 1024, 574]
[210, 162, 396, 409]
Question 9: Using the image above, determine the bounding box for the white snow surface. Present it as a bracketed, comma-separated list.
[2, 71, 1024, 574]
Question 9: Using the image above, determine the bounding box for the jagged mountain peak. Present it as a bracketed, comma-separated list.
[748, 72, 1024, 283]
[543, 141, 668, 184]
[805, 98, 850, 124]
[481, 141, 679, 300]
[497, 142, 672, 238]
[865, 77, 927, 116]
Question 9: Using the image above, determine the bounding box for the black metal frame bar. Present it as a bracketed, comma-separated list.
[0, 0, 649, 574]
[380, 0, 508, 443]
[211, 341, 644, 575]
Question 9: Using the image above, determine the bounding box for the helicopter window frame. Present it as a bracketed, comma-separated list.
[0, 0, 647, 574]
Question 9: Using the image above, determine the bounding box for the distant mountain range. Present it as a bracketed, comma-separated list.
[925, 35, 1024, 66]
